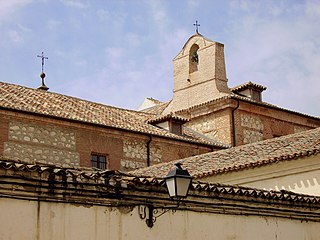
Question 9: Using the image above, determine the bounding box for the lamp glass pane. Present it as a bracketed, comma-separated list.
[165, 177, 176, 197]
[176, 178, 191, 197]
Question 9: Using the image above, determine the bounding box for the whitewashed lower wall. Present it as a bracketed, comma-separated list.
[0, 198, 318, 240]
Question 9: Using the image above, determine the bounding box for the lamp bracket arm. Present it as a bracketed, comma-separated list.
[139, 204, 178, 228]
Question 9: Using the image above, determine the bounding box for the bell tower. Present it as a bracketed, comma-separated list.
[163, 34, 231, 114]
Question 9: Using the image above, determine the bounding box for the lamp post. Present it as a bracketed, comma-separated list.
[139, 163, 192, 228]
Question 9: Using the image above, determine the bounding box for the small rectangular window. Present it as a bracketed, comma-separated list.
[91, 153, 108, 170]
[99, 156, 106, 170]
[91, 155, 98, 168]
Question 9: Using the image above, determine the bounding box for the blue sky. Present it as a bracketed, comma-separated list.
[1, 0, 320, 116]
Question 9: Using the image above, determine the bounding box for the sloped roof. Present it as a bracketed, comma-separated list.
[146, 97, 162, 105]
[137, 97, 163, 111]
[1, 157, 320, 205]
[147, 113, 189, 124]
[174, 93, 320, 120]
[143, 91, 319, 120]
[140, 101, 170, 115]
[0, 81, 221, 146]
[130, 127, 320, 178]
[231, 81, 267, 92]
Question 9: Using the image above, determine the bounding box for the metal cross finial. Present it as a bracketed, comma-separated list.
[36, 51, 49, 91]
[37, 51, 48, 73]
[193, 20, 200, 34]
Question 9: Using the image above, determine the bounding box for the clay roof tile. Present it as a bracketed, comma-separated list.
[0, 81, 221, 147]
[130, 127, 320, 178]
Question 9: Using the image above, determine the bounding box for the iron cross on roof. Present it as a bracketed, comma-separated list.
[193, 20, 200, 34]
[37, 51, 48, 73]
[36, 51, 49, 91]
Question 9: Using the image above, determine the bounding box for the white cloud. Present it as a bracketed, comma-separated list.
[305, 0, 320, 17]
[104, 47, 125, 71]
[98, 10, 127, 30]
[8, 30, 23, 43]
[47, 19, 62, 29]
[266, 4, 284, 16]
[75, 59, 87, 67]
[113, 12, 127, 29]
[60, 0, 88, 9]
[0, 0, 34, 22]
[225, 1, 320, 115]
[96, 9, 109, 21]
[230, 0, 251, 12]
[146, 0, 169, 33]
[126, 33, 143, 48]
[17, 23, 32, 32]
[187, 0, 200, 8]
[6, 23, 32, 44]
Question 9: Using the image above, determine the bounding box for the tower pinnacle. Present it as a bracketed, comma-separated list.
[37, 51, 49, 91]
[193, 20, 200, 34]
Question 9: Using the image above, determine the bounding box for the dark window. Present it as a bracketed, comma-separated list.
[273, 134, 282, 138]
[91, 153, 107, 170]
[251, 90, 262, 102]
[170, 121, 182, 135]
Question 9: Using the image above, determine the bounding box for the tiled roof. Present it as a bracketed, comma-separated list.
[147, 113, 189, 124]
[174, 93, 320, 120]
[140, 101, 170, 115]
[1, 157, 320, 205]
[142, 93, 319, 121]
[146, 97, 163, 105]
[141, 85, 319, 121]
[130, 127, 320, 178]
[0, 81, 220, 146]
[231, 81, 267, 92]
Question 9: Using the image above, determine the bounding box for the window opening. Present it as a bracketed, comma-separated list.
[189, 44, 199, 73]
[91, 153, 107, 170]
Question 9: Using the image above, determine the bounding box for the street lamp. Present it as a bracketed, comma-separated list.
[165, 163, 192, 202]
[139, 163, 192, 228]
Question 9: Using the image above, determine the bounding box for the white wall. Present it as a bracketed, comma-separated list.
[204, 155, 320, 196]
[0, 198, 319, 240]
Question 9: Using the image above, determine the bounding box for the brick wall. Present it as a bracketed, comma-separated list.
[179, 98, 320, 146]
[3, 120, 80, 167]
[121, 139, 162, 170]
[75, 126, 123, 170]
[240, 113, 264, 144]
[185, 110, 232, 144]
[0, 111, 212, 171]
[163, 35, 230, 114]
[234, 101, 320, 145]
[0, 114, 9, 156]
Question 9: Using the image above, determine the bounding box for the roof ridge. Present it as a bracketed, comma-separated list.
[174, 95, 232, 114]
[0, 81, 152, 116]
[202, 147, 320, 178]
[231, 81, 267, 91]
[171, 91, 319, 120]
